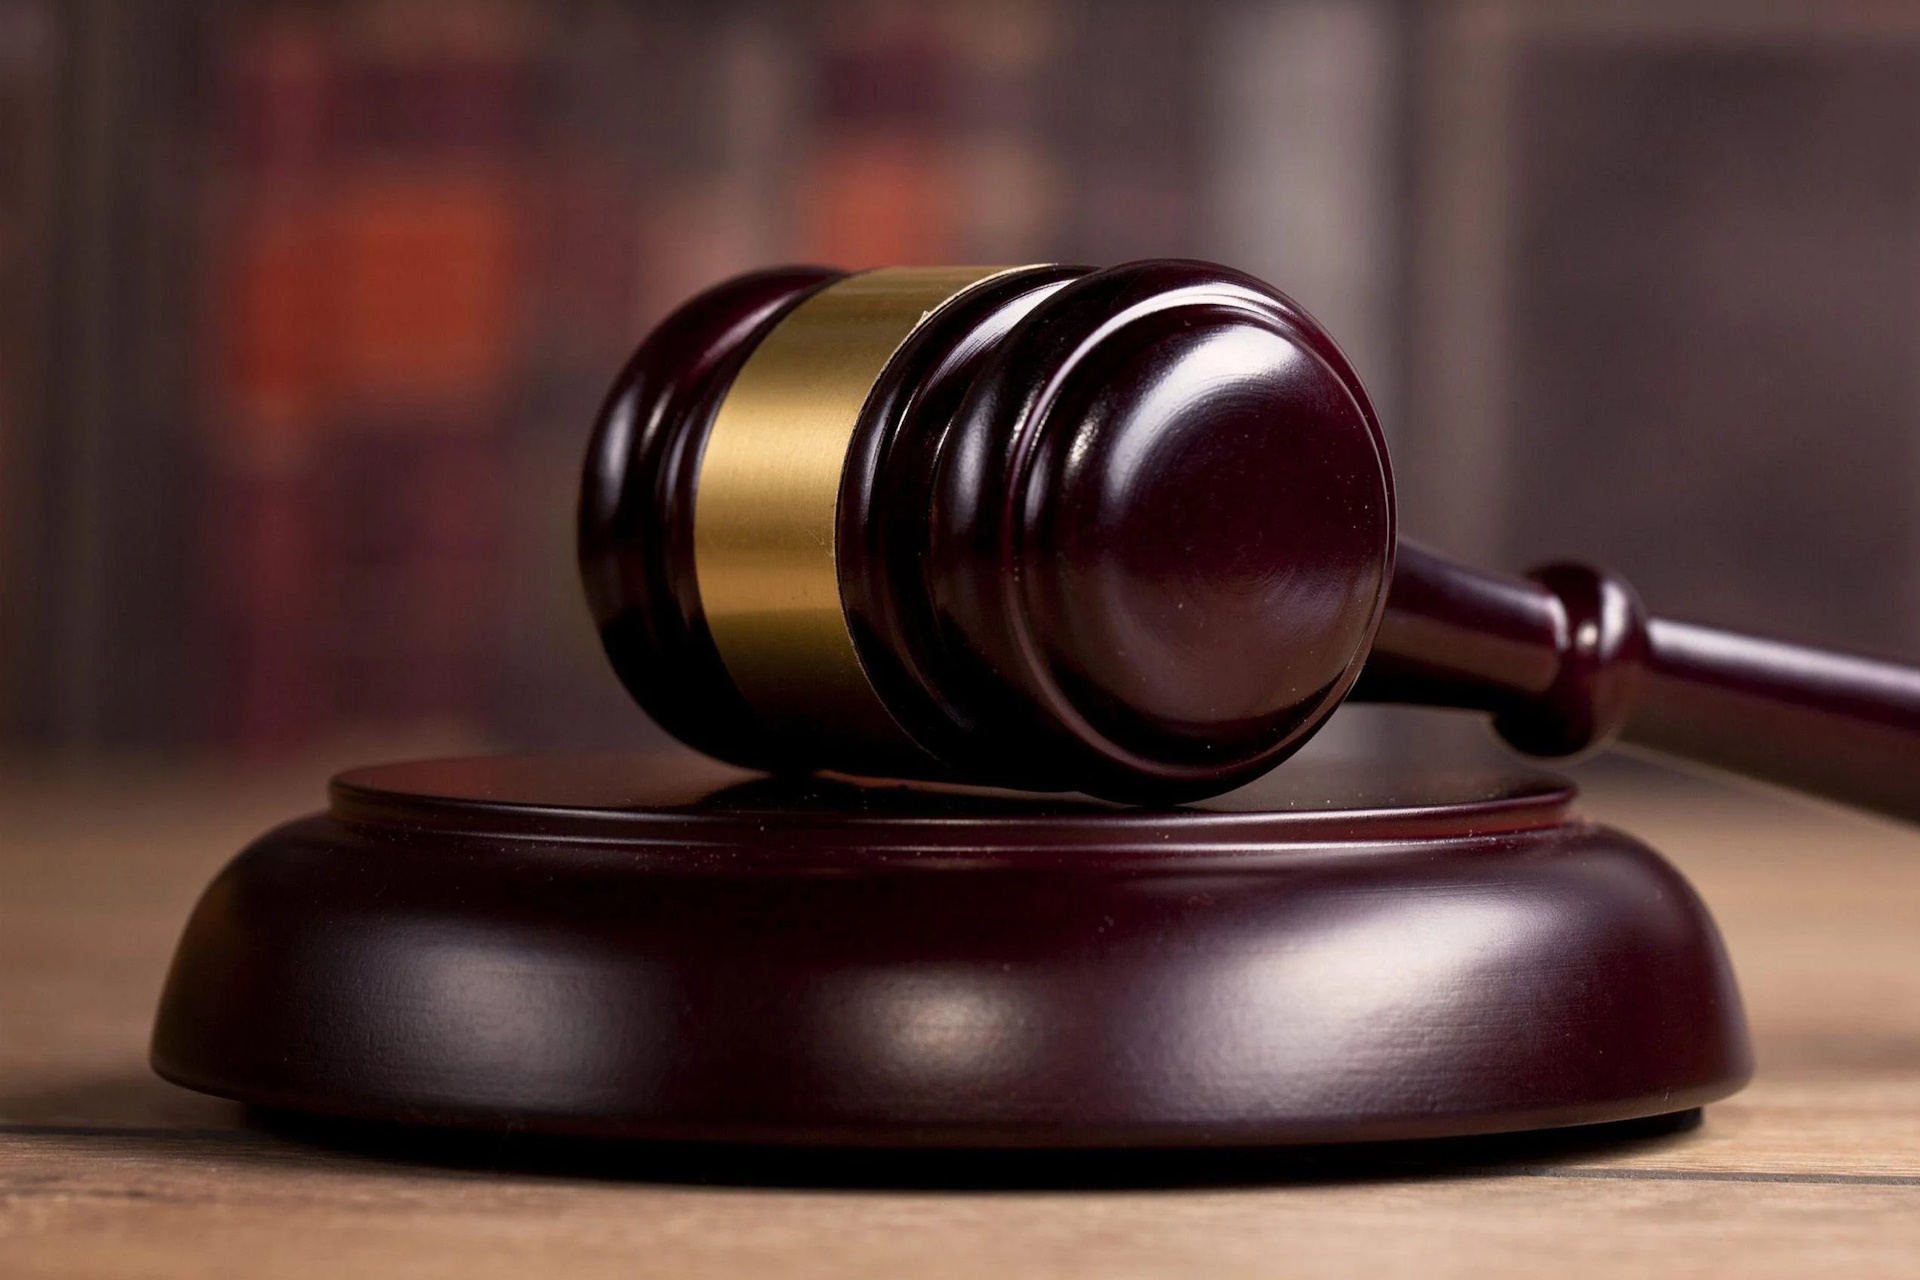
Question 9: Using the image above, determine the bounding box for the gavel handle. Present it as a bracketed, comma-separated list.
[1350, 542, 1920, 822]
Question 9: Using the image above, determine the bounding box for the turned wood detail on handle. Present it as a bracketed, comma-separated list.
[584, 259, 1920, 811]
[1353, 543, 1920, 821]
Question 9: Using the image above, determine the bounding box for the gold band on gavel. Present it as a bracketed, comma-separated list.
[693, 267, 1018, 751]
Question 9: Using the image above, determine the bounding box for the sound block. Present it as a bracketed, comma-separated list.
[151, 751, 1751, 1147]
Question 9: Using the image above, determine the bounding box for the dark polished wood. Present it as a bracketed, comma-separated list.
[1354, 544, 1920, 822]
[582, 261, 1394, 801]
[583, 260, 1920, 817]
[150, 751, 1749, 1148]
[578, 265, 844, 771]
[916, 262, 1391, 799]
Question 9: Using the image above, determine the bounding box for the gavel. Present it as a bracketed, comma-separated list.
[579, 260, 1920, 816]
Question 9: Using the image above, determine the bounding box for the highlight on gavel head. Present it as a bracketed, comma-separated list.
[578, 261, 1394, 801]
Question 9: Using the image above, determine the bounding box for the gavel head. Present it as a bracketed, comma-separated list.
[579, 261, 1394, 801]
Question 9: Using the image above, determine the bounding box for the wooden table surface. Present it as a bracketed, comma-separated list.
[4, 759, 1919, 1278]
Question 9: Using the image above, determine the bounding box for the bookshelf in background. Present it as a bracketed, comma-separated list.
[495, 0, 1090, 748]
[5, 0, 205, 754]
[203, 3, 531, 752]
[204, 12, 333, 750]
[6, 0, 1319, 760]
[496, 1, 782, 749]
[0, 0, 56, 738]
[798, 5, 968, 267]
[1406, 0, 1920, 657]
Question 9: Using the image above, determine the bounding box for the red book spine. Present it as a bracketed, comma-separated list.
[201, 17, 335, 750]
[316, 16, 525, 741]
[202, 8, 530, 752]
[798, 12, 962, 267]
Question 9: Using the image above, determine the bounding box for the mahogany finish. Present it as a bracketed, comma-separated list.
[583, 260, 1920, 817]
[584, 261, 1393, 800]
[151, 751, 1750, 1147]
[1354, 545, 1920, 821]
[579, 266, 844, 770]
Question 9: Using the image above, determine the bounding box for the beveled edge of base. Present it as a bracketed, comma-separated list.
[152, 768, 1752, 1152]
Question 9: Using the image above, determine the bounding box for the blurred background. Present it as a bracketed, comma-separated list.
[4, 0, 1920, 769]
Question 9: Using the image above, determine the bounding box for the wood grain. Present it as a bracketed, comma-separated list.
[3, 759, 1918, 1277]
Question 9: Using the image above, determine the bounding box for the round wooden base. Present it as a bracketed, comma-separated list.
[151, 751, 1751, 1148]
